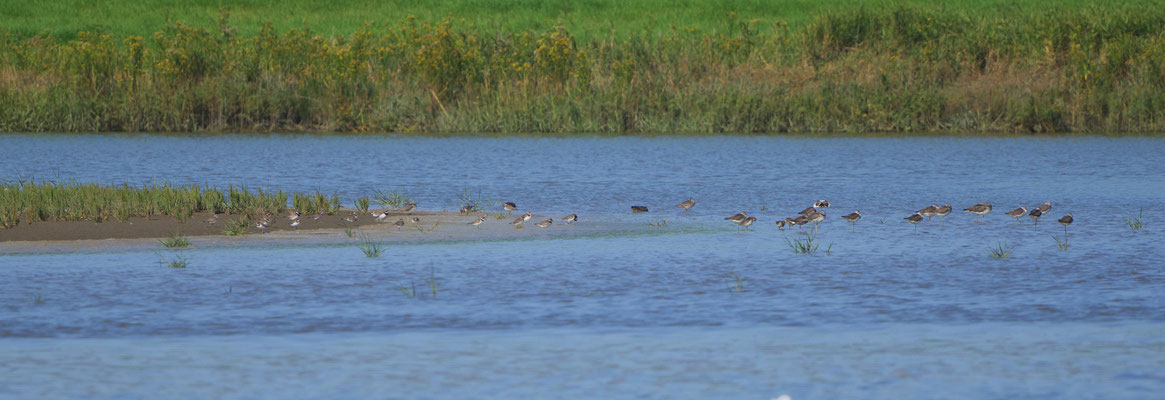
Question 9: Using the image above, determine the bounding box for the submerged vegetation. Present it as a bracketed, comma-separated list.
[2, 4, 1165, 134]
[989, 241, 1013, 259]
[159, 232, 191, 248]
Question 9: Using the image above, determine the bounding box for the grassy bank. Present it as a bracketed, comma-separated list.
[2, 4, 1165, 134]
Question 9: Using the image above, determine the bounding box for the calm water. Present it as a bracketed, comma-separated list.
[1, 135, 1163, 399]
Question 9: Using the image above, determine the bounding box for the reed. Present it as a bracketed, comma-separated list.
[1125, 208, 1145, 231]
[222, 216, 250, 236]
[354, 196, 371, 213]
[785, 225, 822, 254]
[648, 219, 669, 228]
[158, 252, 188, 268]
[724, 272, 746, 292]
[421, 267, 442, 297]
[372, 189, 413, 209]
[456, 189, 490, 213]
[989, 240, 1013, 259]
[158, 232, 191, 248]
[3, 5, 1164, 134]
[1053, 236, 1071, 251]
[358, 234, 384, 257]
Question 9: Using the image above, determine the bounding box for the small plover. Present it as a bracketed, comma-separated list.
[563, 214, 577, 224]
[775, 220, 788, 230]
[399, 202, 416, 213]
[205, 214, 218, 224]
[469, 216, 486, 227]
[460, 205, 474, 215]
[503, 202, 517, 212]
[393, 218, 405, 230]
[737, 216, 756, 230]
[288, 211, 300, 222]
[535, 218, 553, 228]
[290, 219, 300, 228]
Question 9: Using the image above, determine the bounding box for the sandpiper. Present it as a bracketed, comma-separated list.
[510, 215, 526, 227]
[775, 220, 788, 230]
[791, 215, 810, 230]
[737, 216, 756, 230]
[288, 211, 300, 222]
[290, 219, 300, 229]
[725, 211, 748, 223]
[1056, 212, 1072, 232]
[841, 210, 861, 232]
[676, 198, 695, 213]
[1005, 206, 1027, 223]
[631, 206, 649, 213]
[503, 202, 517, 213]
[1037, 201, 1052, 214]
[798, 206, 817, 217]
[918, 204, 939, 221]
[904, 213, 924, 232]
[1028, 207, 1043, 224]
[963, 202, 991, 223]
[935, 204, 952, 225]
[814, 200, 831, 208]
[399, 202, 416, 213]
[535, 218, 553, 228]
[469, 216, 486, 228]
[563, 214, 577, 224]
[393, 218, 405, 230]
[205, 214, 218, 224]
[313, 212, 325, 221]
[808, 210, 826, 225]
[459, 205, 474, 215]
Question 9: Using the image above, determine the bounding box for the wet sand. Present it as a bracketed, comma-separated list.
[0, 209, 661, 253]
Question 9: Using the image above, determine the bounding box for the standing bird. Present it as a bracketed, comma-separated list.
[1028, 207, 1043, 224]
[841, 210, 862, 232]
[313, 211, 325, 221]
[631, 206, 649, 213]
[288, 211, 300, 222]
[503, 202, 517, 214]
[459, 205, 474, 215]
[1037, 201, 1052, 215]
[737, 216, 756, 230]
[290, 219, 301, 229]
[917, 204, 939, 221]
[798, 206, 818, 217]
[1005, 206, 1027, 223]
[904, 213, 924, 232]
[520, 211, 533, 222]
[725, 211, 748, 224]
[398, 202, 416, 213]
[535, 218, 553, 228]
[511, 215, 527, 227]
[563, 214, 578, 224]
[808, 210, 826, 225]
[343, 212, 358, 223]
[676, 198, 695, 214]
[1058, 213, 1073, 235]
[372, 210, 388, 222]
[775, 220, 788, 230]
[935, 204, 952, 226]
[791, 215, 810, 229]
[814, 200, 831, 208]
[963, 202, 991, 223]
[393, 218, 405, 230]
[469, 216, 486, 228]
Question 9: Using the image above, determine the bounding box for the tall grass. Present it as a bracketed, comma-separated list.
[372, 189, 413, 208]
[3, 5, 1165, 134]
[989, 241, 1013, 259]
[358, 234, 385, 257]
[785, 225, 824, 254]
[292, 190, 341, 215]
[1125, 208, 1146, 231]
[159, 232, 191, 248]
[0, 180, 266, 226]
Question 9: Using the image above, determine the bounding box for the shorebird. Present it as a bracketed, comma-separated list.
[631, 206, 649, 213]
[814, 200, 831, 208]
[290, 219, 300, 229]
[841, 210, 861, 232]
[1058, 213, 1073, 235]
[374, 210, 389, 222]
[503, 202, 517, 213]
[1028, 207, 1043, 224]
[737, 216, 756, 230]
[775, 220, 788, 230]
[343, 212, 358, 223]
[288, 211, 300, 222]
[808, 210, 826, 225]
[398, 202, 416, 213]
[510, 215, 526, 227]
[313, 212, 324, 221]
[459, 205, 474, 215]
[904, 213, 924, 232]
[963, 202, 991, 223]
[393, 218, 405, 230]
[725, 211, 748, 224]
[563, 214, 577, 224]
[469, 216, 486, 228]
[205, 214, 218, 224]
[798, 206, 817, 217]
[520, 211, 533, 222]
[935, 204, 952, 225]
[676, 198, 695, 213]
[1005, 206, 1027, 223]
[411, 217, 420, 225]
[1037, 201, 1052, 214]
[917, 204, 939, 221]
[791, 215, 810, 230]
[535, 218, 553, 228]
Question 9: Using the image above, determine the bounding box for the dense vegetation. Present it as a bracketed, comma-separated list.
[2, 2, 1164, 134]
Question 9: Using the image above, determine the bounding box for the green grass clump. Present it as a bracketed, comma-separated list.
[989, 241, 1013, 259]
[457, 189, 490, 213]
[1125, 208, 1145, 231]
[648, 219, 669, 228]
[158, 252, 188, 268]
[785, 226, 823, 254]
[373, 189, 414, 209]
[725, 272, 746, 292]
[355, 196, 371, 213]
[1053, 236, 1071, 251]
[222, 216, 250, 236]
[358, 234, 385, 257]
[3, 4, 1165, 134]
[159, 232, 191, 248]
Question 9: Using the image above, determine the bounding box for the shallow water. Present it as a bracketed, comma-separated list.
[1, 135, 1163, 398]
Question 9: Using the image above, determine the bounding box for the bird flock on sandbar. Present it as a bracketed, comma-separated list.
[215, 195, 1075, 236]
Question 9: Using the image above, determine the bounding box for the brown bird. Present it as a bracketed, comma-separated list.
[503, 202, 517, 212]
[917, 204, 939, 221]
[204, 214, 219, 224]
[510, 215, 526, 227]
[725, 211, 748, 223]
[1037, 201, 1052, 214]
[398, 202, 416, 213]
[808, 210, 826, 225]
[411, 217, 420, 225]
[814, 200, 831, 208]
[904, 213, 924, 232]
[841, 210, 861, 232]
[631, 206, 649, 213]
[563, 214, 578, 224]
[1058, 213, 1073, 235]
[675, 198, 695, 213]
[935, 204, 952, 225]
[394, 218, 405, 230]
[469, 216, 486, 228]
[775, 220, 788, 230]
[791, 215, 810, 229]
[535, 218, 553, 228]
[737, 216, 756, 230]
[1028, 207, 1043, 224]
[460, 205, 474, 215]
[798, 206, 818, 217]
[1005, 206, 1027, 223]
[963, 202, 991, 223]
